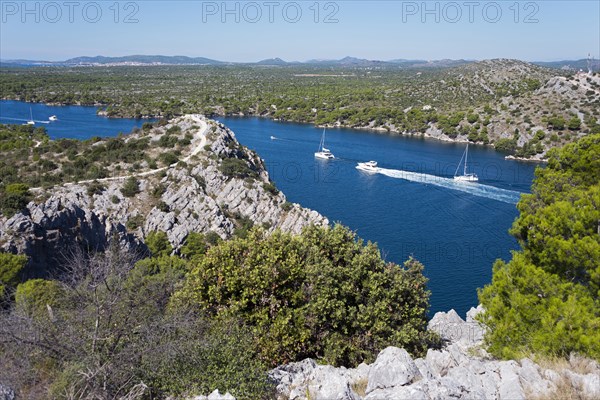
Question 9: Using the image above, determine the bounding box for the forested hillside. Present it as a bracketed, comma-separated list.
[2, 60, 599, 159]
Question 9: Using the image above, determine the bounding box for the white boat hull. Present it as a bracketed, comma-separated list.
[315, 152, 334, 160]
[356, 161, 379, 173]
[454, 175, 479, 182]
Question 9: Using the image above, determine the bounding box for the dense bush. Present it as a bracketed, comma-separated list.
[0, 183, 30, 217]
[120, 176, 140, 197]
[145, 231, 173, 257]
[0, 247, 274, 399]
[174, 224, 436, 367]
[478, 134, 600, 360]
[218, 158, 257, 179]
[0, 253, 27, 300]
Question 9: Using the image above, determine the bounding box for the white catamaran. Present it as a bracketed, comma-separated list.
[314, 128, 334, 160]
[454, 143, 479, 182]
[25, 107, 35, 125]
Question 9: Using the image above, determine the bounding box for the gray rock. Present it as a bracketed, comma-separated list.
[0, 384, 15, 400]
[365, 347, 422, 394]
[305, 366, 361, 400]
[413, 377, 469, 399]
[426, 348, 457, 377]
[564, 370, 600, 398]
[446, 365, 486, 398]
[518, 358, 555, 397]
[415, 358, 438, 380]
[207, 390, 235, 400]
[580, 373, 600, 398]
[428, 309, 484, 346]
[269, 358, 318, 399]
[364, 385, 428, 400]
[466, 305, 484, 324]
[498, 360, 525, 400]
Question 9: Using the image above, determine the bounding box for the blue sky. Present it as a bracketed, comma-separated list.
[1, 1, 599, 61]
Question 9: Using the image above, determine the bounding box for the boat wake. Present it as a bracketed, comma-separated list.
[377, 168, 523, 204]
[0, 116, 50, 124]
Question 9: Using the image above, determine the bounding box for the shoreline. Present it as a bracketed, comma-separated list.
[2, 98, 549, 162]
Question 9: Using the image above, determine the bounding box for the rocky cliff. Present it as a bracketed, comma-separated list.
[0, 115, 327, 272]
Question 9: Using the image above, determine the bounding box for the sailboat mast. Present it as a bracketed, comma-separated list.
[464, 143, 468, 175]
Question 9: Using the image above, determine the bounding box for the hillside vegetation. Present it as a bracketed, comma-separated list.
[478, 133, 600, 360]
[2, 60, 598, 158]
[0, 225, 435, 399]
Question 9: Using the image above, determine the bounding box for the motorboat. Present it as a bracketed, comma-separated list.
[356, 160, 379, 173]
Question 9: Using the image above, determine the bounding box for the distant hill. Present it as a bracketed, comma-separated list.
[304, 56, 391, 67]
[388, 59, 474, 68]
[533, 59, 600, 72]
[255, 58, 291, 66]
[63, 55, 225, 65]
[4, 55, 595, 70]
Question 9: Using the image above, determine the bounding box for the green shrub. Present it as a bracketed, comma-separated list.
[180, 232, 207, 260]
[121, 177, 140, 197]
[174, 224, 436, 367]
[494, 138, 517, 154]
[0, 252, 27, 299]
[15, 278, 62, 316]
[0, 183, 30, 217]
[86, 180, 106, 196]
[151, 183, 166, 198]
[126, 214, 145, 230]
[157, 201, 170, 212]
[218, 158, 257, 179]
[159, 152, 179, 166]
[262, 182, 279, 195]
[568, 116, 581, 130]
[145, 231, 173, 257]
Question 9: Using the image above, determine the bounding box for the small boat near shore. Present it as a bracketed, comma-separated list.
[356, 160, 379, 173]
[49, 115, 58, 121]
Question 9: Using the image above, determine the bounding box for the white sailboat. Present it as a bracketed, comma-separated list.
[454, 143, 478, 182]
[25, 107, 35, 125]
[314, 128, 334, 160]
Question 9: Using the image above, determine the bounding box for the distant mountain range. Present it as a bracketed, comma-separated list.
[1, 55, 598, 70]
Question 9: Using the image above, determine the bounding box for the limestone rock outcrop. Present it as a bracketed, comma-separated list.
[0, 115, 328, 271]
[269, 306, 600, 400]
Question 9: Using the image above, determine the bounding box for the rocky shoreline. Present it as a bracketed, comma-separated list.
[0, 97, 550, 161]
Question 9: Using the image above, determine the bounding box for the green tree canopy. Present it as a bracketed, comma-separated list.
[479, 134, 600, 360]
[145, 231, 173, 257]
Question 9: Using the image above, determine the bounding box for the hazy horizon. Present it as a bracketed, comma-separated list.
[1, 54, 597, 64]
